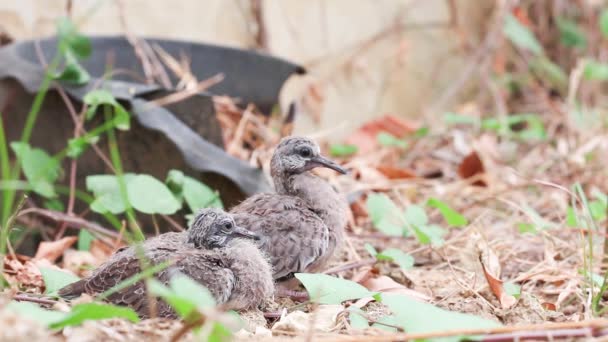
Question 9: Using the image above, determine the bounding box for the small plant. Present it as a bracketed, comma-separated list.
[365, 193, 467, 246]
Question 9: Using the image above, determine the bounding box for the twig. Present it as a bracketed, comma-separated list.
[160, 214, 184, 232]
[323, 259, 376, 275]
[149, 73, 225, 107]
[12, 294, 58, 306]
[326, 319, 608, 342]
[17, 208, 120, 239]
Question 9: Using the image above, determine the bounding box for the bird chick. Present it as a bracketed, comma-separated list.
[230, 136, 349, 282]
[58, 208, 274, 318]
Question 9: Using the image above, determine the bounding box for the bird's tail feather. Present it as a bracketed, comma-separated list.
[57, 279, 86, 299]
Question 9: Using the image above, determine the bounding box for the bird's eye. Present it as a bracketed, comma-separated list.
[223, 222, 233, 230]
[299, 147, 312, 158]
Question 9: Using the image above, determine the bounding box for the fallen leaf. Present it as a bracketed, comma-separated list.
[376, 165, 417, 179]
[272, 305, 343, 333]
[457, 151, 487, 186]
[34, 237, 78, 263]
[478, 248, 517, 309]
[62, 250, 98, 277]
[361, 276, 429, 302]
[89, 239, 120, 263]
[350, 198, 368, 222]
[3, 257, 45, 292]
[345, 115, 418, 153]
[541, 302, 556, 311]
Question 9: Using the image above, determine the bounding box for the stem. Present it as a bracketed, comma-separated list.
[2, 55, 61, 224]
[0, 114, 10, 231]
[104, 105, 144, 242]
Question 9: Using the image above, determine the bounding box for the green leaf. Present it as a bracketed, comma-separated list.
[584, 60, 608, 81]
[426, 198, 468, 227]
[54, 51, 91, 85]
[566, 206, 579, 227]
[295, 273, 375, 304]
[366, 193, 406, 236]
[148, 274, 215, 318]
[50, 302, 139, 329]
[600, 9, 608, 38]
[364, 243, 378, 257]
[413, 127, 429, 138]
[169, 274, 216, 309]
[183, 176, 223, 211]
[166, 169, 185, 200]
[371, 314, 400, 332]
[11, 142, 60, 198]
[504, 282, 521, 299]
[148, 279, 196, 318]
[112, 105, 131, 130]
[517, 222, 537, 234]
[589, 200, 607, 221]
[56, 17, 91, 59]
[503, 14, 543, 55]
[67, 136, 89, 158]
[377, 248, 414, 270]
[382, 293, 501, 341]
[413, 224, 446, 246]
[329, 144, 358, 157]
[529, 57, 568, 90]
[377, 132, 407, 149]
[83, 90, 130, 129]
[403, 205, 428, 227]
[556, 17, 587, 48]
[6, 301, 66, 327]
[84, 89, 117, 110]
[127, 174, 181, 215]
[443, 112, 478, 126]
[39, 267, 80, 295]
[481, 114, 546, 141]
[78, 229, 95, 251]
[347, 307, 370, 330]
[86, 174, 135, 214]
[44, 198, 65, 212]
[208, 322, 233, 342]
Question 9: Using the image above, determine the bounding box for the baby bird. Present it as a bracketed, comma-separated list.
[231, 136, 348, 282]
[58, 208, 274, 318]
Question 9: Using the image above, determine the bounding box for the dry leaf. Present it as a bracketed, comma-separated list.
[90, 239, 121, 263]
[457, 151, 487, 186]
[272, 305, 343, 333]
[478, 251, 517, 309]
[541, 302, 556, 311]
[62, 250, 98, 277]
[34, 236, 77, 262]
[361, 275, 430, 302]
[376, 165, 416, 179]
[3, 257, 45, 292]
[345, 114, 418, 154]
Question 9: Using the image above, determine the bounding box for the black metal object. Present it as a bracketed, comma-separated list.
[0, 36, 305, 204]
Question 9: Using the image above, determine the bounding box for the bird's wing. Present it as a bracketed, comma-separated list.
[231, 193, 329, 279]
[170, 250, 236, 305]
[58, 244, 181, 316]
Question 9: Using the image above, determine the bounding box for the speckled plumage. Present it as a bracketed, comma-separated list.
[58, 209, 274, 318]
[231, 136, 348, 281]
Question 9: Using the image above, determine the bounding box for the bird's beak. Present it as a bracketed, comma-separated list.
[231, 226, 260, 241]
[310, 155, 348, 174]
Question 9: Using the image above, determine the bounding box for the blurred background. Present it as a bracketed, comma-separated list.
[0, 0, 494, 138]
